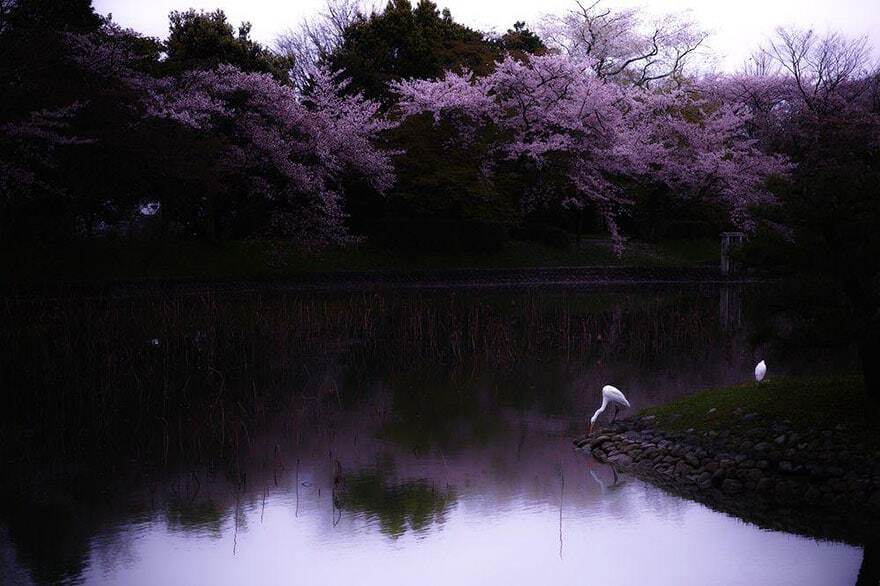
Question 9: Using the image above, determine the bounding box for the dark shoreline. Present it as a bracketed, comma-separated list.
[574, 415, 880, 546]
[1, 265, 767, 297]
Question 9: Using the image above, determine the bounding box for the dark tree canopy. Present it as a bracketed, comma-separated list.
[1, 0, 101, 35]
[328, 0, 500, 101]
[164, 9, 291, 82]
[774, 110, 880, 395]
[499, 21, 546, 59]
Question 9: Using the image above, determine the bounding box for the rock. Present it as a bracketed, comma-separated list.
[827, 466, 845, 477]
[778, 461, 794, 473]
[754, 442, 770, 451]
[685, 453, 700, 467]
[743, 468, 762, 482]
[722, 479, 743, 494]
[743, 413, 758, 421]
[830, 479, 847, 493]
[707, 408, 717, 415]
[774, 481, 792, 498]
[674, 461, 693, 476]
[774, 435, 787, 445]
[608, 454, 632, 466]
[869, 490, 880, 512]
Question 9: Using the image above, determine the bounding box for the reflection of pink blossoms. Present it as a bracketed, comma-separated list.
[394, 54, 790, 251]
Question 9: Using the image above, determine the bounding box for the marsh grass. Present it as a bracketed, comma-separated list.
[0, 286, 731, 486]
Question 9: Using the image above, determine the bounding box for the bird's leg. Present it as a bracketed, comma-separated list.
[611, 404, 619, 424]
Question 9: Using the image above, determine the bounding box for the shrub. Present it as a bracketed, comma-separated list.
[366, 218, 509, 252]
[511, 223, 572, 250]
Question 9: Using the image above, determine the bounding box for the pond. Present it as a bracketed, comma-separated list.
[0, 284, 865, 585]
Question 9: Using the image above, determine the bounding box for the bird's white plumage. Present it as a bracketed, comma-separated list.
[602, 385, 631, 408]
[589, 385, 631, 430]
[755, 360, 767, 382]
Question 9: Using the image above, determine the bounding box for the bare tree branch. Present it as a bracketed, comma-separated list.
[764, 27, 875, 112]
[539, 1, 708, 87]
[275, 0, 376, 92]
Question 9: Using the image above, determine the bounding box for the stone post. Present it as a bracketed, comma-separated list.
[720, 232, 745, 276]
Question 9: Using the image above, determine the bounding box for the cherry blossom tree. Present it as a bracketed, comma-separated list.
[393, 54, 788, 250]
[539, 0, 707, 88]
[64, 21, 397, 244]
[142, 65, 397, 243]
[0, 105, 89, 239]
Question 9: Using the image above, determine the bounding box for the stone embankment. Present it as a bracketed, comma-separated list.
[574, 411, 880, 543]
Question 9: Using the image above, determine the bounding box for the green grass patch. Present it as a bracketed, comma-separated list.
[640, 375, 880, 452]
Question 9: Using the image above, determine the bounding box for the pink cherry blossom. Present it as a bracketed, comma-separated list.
[393, 54, 789, 251]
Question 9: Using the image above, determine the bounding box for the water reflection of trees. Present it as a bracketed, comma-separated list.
[335, 466, 456, 539]
[2, 287, 752, 471]
[0, 285, 852, 583]
[165, 498, 226, 537]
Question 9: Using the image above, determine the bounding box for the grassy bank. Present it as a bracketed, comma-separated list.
[581, 375, 880, 545]
[0, 238, 718, 284]
[639, 376, 879, 453]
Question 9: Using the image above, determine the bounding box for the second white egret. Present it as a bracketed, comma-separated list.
[755, 360, 767, 382]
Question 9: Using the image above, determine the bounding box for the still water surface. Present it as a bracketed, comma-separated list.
[0, 284, 864, 585]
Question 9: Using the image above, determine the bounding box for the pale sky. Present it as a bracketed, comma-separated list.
[93, 0, 880, 70]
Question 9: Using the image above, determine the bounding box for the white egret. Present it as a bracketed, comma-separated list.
[589, 385, 631, 434]
[755, 360, 767, 382]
